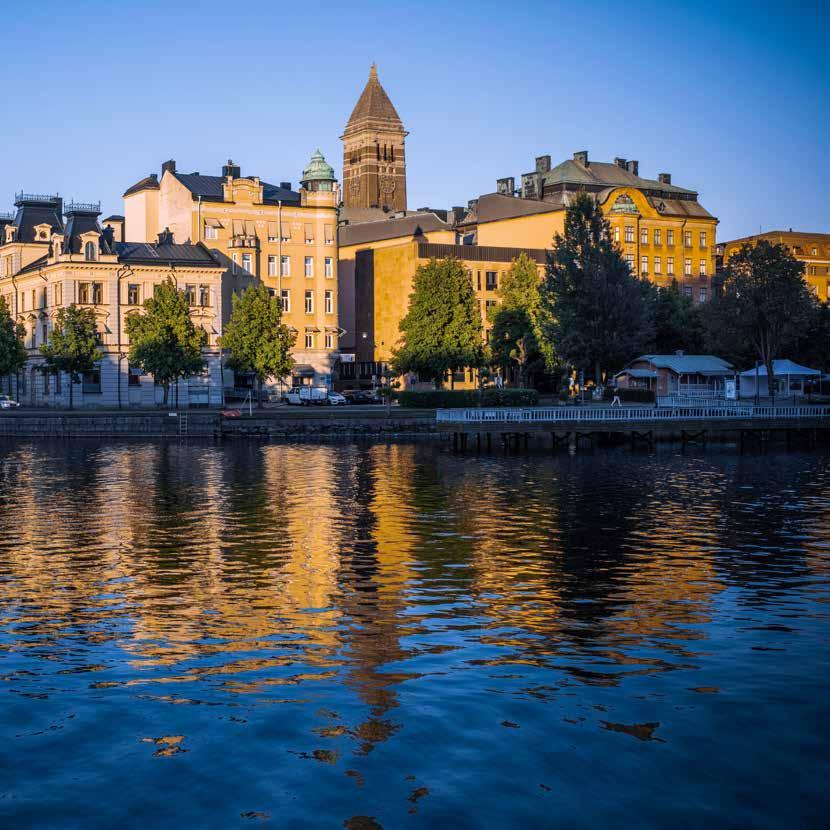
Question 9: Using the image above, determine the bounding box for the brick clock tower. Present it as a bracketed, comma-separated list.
[342, 64, 408, 212]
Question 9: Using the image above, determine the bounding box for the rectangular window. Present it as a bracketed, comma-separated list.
[667, 257, 675, 275]
[325, 332, 334, 349]
[625, 254, 635, 271]
[324, 290, 333, 314]
[304, 290, 313, 314]
[324, 257, 333, 278]
[654, 229, 661, 246]
[204, 224, 218, 240]
[699, 231, 707, 248]
[305, 332, 314, 349]
[699, 259, 707, 276]
[92, 283, 103, 305]
[128, 369, 141, 387]
[699, 287, 708, 303]
[685, 258, 692, 276]
[684, 285, 693, 299]
[268, 255, 277, 276]
[280, 222, 291, 242]
[304, 223, 314, 244]
[684, 231, 692, 247]
[184, 284, 197, 306]
[78, 282, 90, 304]
[41, 323, 48, 344]
[281, 289, 290, 313]
[641, 227, 648, 245]
[267, 222, 278, 242]
[304, 256, 314, 278]
[324, 224, 334, 245]
[654, 256, 662, 274]
[232, 253, 238, 274]
[55, 282, 63, 305]
[625, 226, 634, 243]
[614, 226, 620, 243]
[241, 253, 252, 274]
[127, 284, 140, 305]
[485, 271, 498, 290]
[641, 255, 648, 276]
[667, 229, 675, 246]
[280, 255, 290, 277]
[200, 285, 210, 307]
[82, 368, 102, 395]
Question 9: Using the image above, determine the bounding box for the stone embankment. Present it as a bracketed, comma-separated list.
[0, 408, 439, 440]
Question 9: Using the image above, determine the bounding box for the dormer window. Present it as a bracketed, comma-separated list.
[84, 241, 97, 261]
[5, 227, 16, 243]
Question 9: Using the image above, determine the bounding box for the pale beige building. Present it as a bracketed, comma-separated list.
[123, 153, 341, 387]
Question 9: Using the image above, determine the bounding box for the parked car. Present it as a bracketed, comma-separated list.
[285, 386, 329, 406]
[342, 389, 379, 405]
[0, 395, 20, 409]
[326, 392, 347, 406]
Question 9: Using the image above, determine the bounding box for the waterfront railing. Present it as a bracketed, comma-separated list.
[436, 405, 830, 424]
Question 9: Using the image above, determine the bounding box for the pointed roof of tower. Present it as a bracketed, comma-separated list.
[343, 64, 406, 136]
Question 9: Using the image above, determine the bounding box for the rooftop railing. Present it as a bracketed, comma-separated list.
[0, 212, 14, 221]
[15, 192, 60, 204]
[64, 200, 101, 213]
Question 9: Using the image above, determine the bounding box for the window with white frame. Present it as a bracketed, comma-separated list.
[699, 287, 707, 303]
[305, 332, 314, 349]
[641, 255, 648, 275]
[204, 224, 218, 240]
[280, 255, 290, 276]
[685, 258, 692, 276]
[625, 254, 634, 271]
[241, 253, 252, 274]
[304, 256, 313, 278]
[667, 229, 675, 246]
[268, 255, 277, 276]
[699, 231, 707, 247]
[324, 257, 333, 278]
[325, 332, 334, 349]
[304, 290, 313, 314]
[324, 290, 333, 314]
[654, 256, 661, 274]
[684, 231, 692, 247]
[667, 257, 675, 275]
[625, 226, 634, 243]
[641, 227, 648, 244]
[281, 289, 290, 313]
[614, 226, 620, 243]
[699, 259, 706, 276]
[654, 228, 661, 246]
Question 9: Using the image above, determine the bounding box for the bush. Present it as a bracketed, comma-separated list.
[397, 388, 539, 408]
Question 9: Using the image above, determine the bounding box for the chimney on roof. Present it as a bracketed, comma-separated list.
[573, 151, 588, 166]
[626, 160, 639, 176]
[497, 177, 516, 196]
[222, 159, 241, 179]
[156, 227, 174, 246]
[535, 155, 551, 173]
[467, 198, 479, 212]
[658, 173, 671, 185]
[614, 157, 627, 169]
[447, 206, 466, 226]
[161, 159, 176, 176]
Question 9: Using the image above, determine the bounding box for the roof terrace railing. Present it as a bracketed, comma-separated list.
[64, 200, 101, 213]
[15, 192, 60, 204]
[0, 212, 15, 221]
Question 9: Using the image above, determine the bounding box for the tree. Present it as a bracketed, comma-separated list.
[221, 284, 296, 407]
[540, 192, 654, 385]
[391, 257, 484, 387]
[651, 280, 705, 355]
[705, 240, 813, 400]
[793, 299, 830, 374]
[0, 296, 27, 397]
[125, 280, 207, 407]
[489, 252, 549, 386]
[40, 305, 102, 409]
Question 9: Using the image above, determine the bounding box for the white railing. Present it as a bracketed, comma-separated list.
[436, 405, 830, 424]
[657, 395, 744, 408]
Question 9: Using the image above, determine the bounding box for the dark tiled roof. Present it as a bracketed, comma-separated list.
[103, 214, 125, 223]
[63, 212, 112, 255]
[123, 174, 159, 197]
[15, 254, 50, 276]
[173, 172, 300, 204]
[12, 200, 64, 243]
[471, 193, 565, 225]
[114, 241, 221, 266]
[339, 212, 449, 247]
[538, 158, 697, 196]
[344, 64, 404, 134]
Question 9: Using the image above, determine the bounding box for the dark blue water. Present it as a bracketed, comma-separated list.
[0, 441, 828, 828]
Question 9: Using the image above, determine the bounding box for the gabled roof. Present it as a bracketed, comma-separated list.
[739, 360, 821, 377]
[538, 158, 697, 196]
[172, 172, 300, 205]
[339, 211, 449, 247]
[114, 241, 221, 266]
[343, 64, 405, 135]
[630, 354, 734, 374]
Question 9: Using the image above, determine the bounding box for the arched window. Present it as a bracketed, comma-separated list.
[84, 241, 96, 261]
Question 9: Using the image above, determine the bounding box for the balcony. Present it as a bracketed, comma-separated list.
[229, 235, 258, 249]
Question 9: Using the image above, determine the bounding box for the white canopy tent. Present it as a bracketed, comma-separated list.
[738, 360, 821, 399]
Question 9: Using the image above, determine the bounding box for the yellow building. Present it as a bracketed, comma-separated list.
[717, 231, 830, 301]
[0, 193, 227, 407]
[123, 153, 341, 387]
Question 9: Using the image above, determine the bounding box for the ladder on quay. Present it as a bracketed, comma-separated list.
[177, 412, 189, 439]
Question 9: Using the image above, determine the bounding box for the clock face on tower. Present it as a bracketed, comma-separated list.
[349, 177, 360, 195]
[379, 175, 396, 194]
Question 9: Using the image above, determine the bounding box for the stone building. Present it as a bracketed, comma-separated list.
[122, 152, 340, 387]
[717, 231, 830, 301]
[0, 193, 228, 407]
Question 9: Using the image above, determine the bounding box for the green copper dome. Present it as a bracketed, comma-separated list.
[301, 149, 335, 184]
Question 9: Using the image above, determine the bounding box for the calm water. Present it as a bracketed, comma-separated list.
[0, 441, 828, 829]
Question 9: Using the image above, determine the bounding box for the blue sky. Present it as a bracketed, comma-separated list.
[2, 0, 828, 241]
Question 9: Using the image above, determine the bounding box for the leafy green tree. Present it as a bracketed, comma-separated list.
[221, 283, 296, 407]
[651, 279, 705, 354]
[126, 280, 207, 407]
[490, 252, 549, 386]
[540, 192, 654, 385]
[793, 299, 830, 374]
[40, 305, 102, 409]
[391, 257, 484, 387]
[704, 240, 813, 399]
[0, 296, 27, 397]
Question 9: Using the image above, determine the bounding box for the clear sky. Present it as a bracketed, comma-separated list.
[2, 0, 828, 241]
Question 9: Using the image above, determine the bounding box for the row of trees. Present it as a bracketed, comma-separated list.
[392, 193, 830, 394]
[0, 282, 295, 408]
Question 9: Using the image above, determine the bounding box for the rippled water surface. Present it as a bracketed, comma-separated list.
[1, 441, 829, 828]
